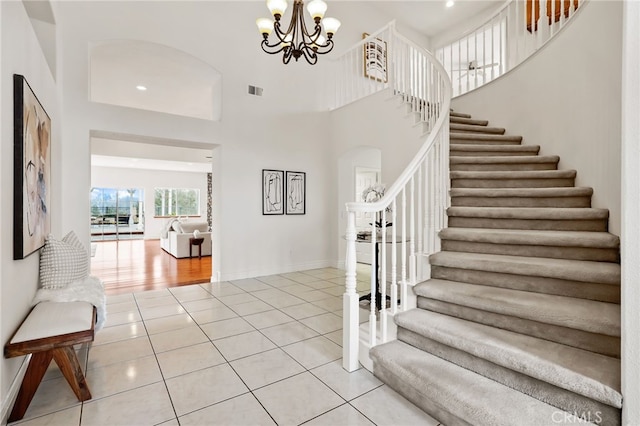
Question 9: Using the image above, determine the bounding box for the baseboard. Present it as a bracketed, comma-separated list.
[219, 260, 336, 282]
[1, 355, 31, 426]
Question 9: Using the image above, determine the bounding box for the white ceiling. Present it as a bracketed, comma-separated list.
[76, 0, 503, 171]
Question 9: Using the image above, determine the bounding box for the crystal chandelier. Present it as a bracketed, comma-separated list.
[256, 0, 341, 65]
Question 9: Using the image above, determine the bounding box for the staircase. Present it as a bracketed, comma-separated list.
[369, 112, 622, 425]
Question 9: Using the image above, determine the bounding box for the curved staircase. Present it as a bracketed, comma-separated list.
[370, 112, 621, 425]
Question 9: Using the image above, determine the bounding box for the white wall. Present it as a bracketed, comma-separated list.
[91, 166, 209, 239]
[621, 2, 640, 423]
[451, 0, 623, 235]
[0, 0, 61, 415]
[331, 89, 429, 267]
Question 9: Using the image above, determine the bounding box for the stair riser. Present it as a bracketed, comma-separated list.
[430, 266, 620, 303]
[441, 240, 620, 263]
[450, 163, 558, 172]
[450, 138, 522, 146]
[450, 151, 539, 157]
[451, 177, 575, 188]
[397, 328, 620, 426]
[416, 298, 620, 358]
[450, 196, 592, 208]
[447, 216, 607, 232]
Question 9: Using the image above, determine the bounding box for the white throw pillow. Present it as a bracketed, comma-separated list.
[39, 231, 89, 289]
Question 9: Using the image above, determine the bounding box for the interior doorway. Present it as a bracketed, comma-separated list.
[354, 167, 381, 230]
[90, 187, 144, 241]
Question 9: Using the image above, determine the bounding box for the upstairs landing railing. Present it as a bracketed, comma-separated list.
[330, 23, 452, 372]
[437, 0, 585, 97]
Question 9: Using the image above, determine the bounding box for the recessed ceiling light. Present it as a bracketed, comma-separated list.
[446, 0, 455, 7]
[136, 85, 147, 91]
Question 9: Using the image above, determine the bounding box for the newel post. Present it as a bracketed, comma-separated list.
[343, 210, 360, 372]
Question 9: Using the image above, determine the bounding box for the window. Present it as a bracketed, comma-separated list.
[154, 188, 200, 217]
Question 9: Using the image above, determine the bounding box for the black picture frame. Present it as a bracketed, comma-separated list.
[14, 74, 52, 260]
[262, 169, 284, 215]
[286, 171, 306, 215]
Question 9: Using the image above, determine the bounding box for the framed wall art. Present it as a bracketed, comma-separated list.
[14, 74, 52, 260]
[262, 169, 284, 215]
[286, 171, 306, 215]
[363, 33, 388, 83]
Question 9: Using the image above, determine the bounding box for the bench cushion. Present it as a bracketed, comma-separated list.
[10, 301, 94, 344]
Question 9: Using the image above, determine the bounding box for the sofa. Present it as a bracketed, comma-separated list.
[160, 219, 212, 259]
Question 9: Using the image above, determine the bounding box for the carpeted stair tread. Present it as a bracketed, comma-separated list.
[450, 144, 540, 155]
[429, 251, 620, 285]
[450, 169, 576, 180]
[439, 228, 620, 249]
[450, 111, 472, 118]
[370, 340, 597, 426]
[450, 133, 522, 144]
[450, 123, 506, 134]
[414, 279, 620, 337]
[447, 206, 608, 221]
[450, 155, 559, 165]
[451, 187, 593, 198]
[395, 309, 622, 408]
[450, 117, 489, 126]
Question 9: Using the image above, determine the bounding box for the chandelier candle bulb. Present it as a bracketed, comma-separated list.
[256, 18, 274, 36]
[306, 0, 327, 20]
[267, 0, 288, 18]
[322, 17, 341, 36]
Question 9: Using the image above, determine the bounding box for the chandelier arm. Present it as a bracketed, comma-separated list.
[261, 40, 287, 55]
[300, 45, 319, 65]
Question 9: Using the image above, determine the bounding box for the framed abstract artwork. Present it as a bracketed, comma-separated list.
[363, 33, 388, 83]
[262, 169, 284, 215]
[286, 171, 306, 215]
[14, 74, 51, 260]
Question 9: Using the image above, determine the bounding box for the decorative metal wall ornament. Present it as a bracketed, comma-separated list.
[256, 0, 341, 65]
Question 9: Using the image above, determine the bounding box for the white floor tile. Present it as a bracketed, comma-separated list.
[18, 377, 80, 421]
[143, 313, 196, 335]
[282, 336, 342, 369]
[311, 360, 383, 401]
[148, 325, 208, 353]
[138, 303, 185, 321]
[260, 321, 319, 347]
[93, 321, 146, 346]
[213, 331, 277, 361]
[103, 310, 141, 327]
[87, 336, 153, 370]
[280, 303, 328, 320]
[304, 403, 375, 426]
[189, 305, 237, 325]
[179, 393, 275, 426]
[350, 385, 440, 426]
[229, 300, 274, 316]
[300, 313, 343, 334]
[156, 342, 226, 379]
[229, 278, 274, 292]
[230, 348, 305, 390]
[134, 294, 176, 309]
[81, 382, 175, 426]
[199, 317, 255, 340]
[180, 297, 224, 313]
[85, 355, 163, 399]
[217, 292, 259, 306]
[253, 372, 344, 425]
[165, 363, 248, 416]
[243, 310, 295, 329]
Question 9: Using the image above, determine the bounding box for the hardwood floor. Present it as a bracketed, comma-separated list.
[90, 239, 212, 296]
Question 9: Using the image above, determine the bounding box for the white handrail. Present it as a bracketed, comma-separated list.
[437, 0, 586, 97]
[334, 22, 452, 372]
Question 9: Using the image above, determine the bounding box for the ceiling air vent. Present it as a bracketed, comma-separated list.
[248, 85, 263, 96]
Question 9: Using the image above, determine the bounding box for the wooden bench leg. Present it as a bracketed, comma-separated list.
[9, 351, 53, 422]
[52, 346, 92, 402]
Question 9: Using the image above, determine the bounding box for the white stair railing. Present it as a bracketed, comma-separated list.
[333, 22, 452, 372]
[437, 0, 585, 97]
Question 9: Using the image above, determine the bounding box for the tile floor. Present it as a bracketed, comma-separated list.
[11, 268, 441, 426]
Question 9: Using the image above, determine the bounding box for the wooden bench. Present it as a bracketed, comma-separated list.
[4, 301, 96, 422]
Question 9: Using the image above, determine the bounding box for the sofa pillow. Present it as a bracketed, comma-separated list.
[180, 222, 208, 233]
[172, 221, 183, 233]
[39, 231, 89, 289]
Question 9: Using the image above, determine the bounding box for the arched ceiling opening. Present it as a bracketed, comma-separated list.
[89, 40, 222, 121]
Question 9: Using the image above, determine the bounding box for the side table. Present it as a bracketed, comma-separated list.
[189, 237, 205, 258]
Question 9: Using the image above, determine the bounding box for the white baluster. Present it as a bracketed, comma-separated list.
[391, 199, 398, 315]
[369, 218, 377, 348]
[380, 208, 387, 343]
[343, 211, 359, 372]
[401, 187, 407, 311]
